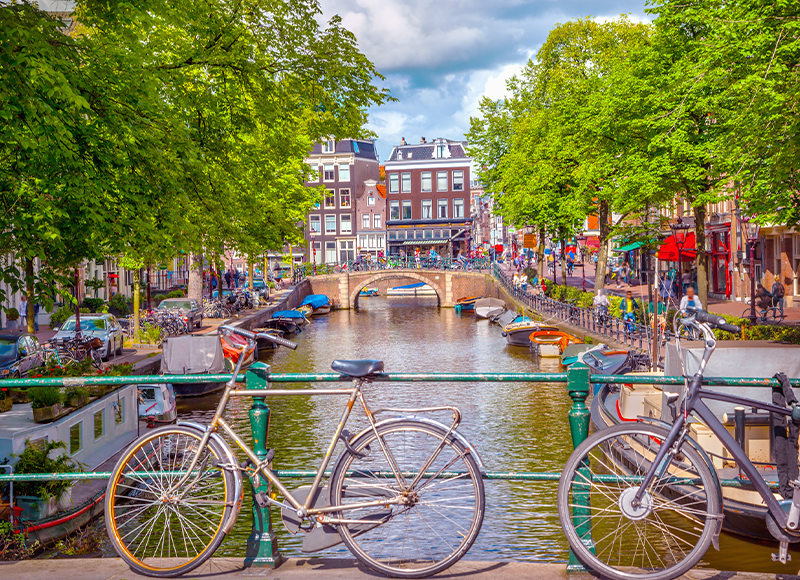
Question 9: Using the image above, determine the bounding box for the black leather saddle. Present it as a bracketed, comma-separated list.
[331, 359, 384, 378]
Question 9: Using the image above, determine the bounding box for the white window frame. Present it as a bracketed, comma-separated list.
[402, 200, 412, 220]
[373, 214, 381, 229]
[325, 215, 336, 234]
[401, 172, 411, 193]
[323, 164, 335, 182]
[453, 170, 464, 191]
[437, 199, 448, 219]
[389, 201, 400, 220]
[324, 190, 335, 209]
[453, 199, 464, 219]
[377, 235, 384, 248]
[389, 173, 399, 194]
[325, 241, 337, 263]
[323, 139, 335, 153]
[367, 196, 375, 206]
[421, 200, 432, 220]
[309, 214, 321, 234]
[362, 214, 370, 229]
[437, 171, 448, 191]
[421, 171, 432, 192]
[339, 188, 351, 208]
[340, 214, 352, 234]
[339, 163, 350, 182]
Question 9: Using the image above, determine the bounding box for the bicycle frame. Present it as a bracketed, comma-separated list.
[633, 320, 791, 529]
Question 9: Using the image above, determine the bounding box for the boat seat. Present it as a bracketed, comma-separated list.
[331, 359, 384, 378]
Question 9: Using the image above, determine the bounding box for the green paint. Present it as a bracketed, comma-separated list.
[566, 362, 593, 572]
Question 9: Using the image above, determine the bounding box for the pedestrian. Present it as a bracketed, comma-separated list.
[224, 270, 232, 289]
[659, 274, 675, 303]
[33, 302, 40, 332]
[414, 248, 421, 268]
[681, 270, 691, 295]
[772, 278, 786, 317]
[679, 286, 702, 312]
[19, 295, 28, 331]
[233, 268, 240, 288]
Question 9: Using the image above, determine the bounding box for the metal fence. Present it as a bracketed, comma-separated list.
[294, 257, 491, 279]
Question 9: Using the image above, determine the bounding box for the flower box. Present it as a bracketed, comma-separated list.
[15, 487, 73, 521]
[32, 402, 65, 423]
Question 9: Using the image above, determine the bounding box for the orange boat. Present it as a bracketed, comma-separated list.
[529, 330, 583, 357]
[220, 332, 255, 368]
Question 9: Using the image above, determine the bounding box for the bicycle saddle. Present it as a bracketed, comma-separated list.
[331, 359, 384, 377]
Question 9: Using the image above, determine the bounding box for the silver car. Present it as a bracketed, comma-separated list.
[54, 314, 124, 360]
[157, 298, 203, 330]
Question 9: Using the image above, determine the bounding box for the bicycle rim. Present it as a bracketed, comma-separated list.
[105, 426, 234, 577]
[557, 423, 719, 580]
[330, 421, 485, 578]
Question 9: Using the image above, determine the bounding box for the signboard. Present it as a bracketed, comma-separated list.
[523, 234, 537, 248]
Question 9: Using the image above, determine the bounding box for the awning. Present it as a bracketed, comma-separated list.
[401, 239, 449, 246]
[657, 232, 697, 261]
[613, 242, 643, 253]
[585, 237, 600, 248]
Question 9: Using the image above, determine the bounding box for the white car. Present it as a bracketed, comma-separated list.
[54, 314, 124, 360]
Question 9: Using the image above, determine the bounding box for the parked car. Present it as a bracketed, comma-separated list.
[157, 298, 203, 330]
[54, 314, 124, 360]
[0, 333, 43, 378]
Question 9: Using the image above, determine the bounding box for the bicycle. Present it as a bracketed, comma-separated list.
[556, 308, 800, 580]
[105, 326, 485, 578]
[741, 304, 786, 324]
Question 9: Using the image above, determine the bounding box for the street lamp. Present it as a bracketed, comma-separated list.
[576, 235, 587, 292]
[739, 214, 761, 324]
[669, 217, 692, 298]
[310, 233, 317, 276]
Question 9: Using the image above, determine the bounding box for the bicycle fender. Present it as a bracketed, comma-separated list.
[351, 417, 486, 470]
[178, 421, 244, 534]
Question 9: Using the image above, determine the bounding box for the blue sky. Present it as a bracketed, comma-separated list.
[319, 0, 650, 162]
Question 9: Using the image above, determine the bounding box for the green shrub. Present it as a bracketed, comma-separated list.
[13, 440, 83, 501]
[108, 293, 130, 316]
[166, 290, 184, 298]
[81, 298, 105, 313]
[64, 386, 89, 408]
[6, 308, 19, 321]
[50, 304, 91, 328]
[0, 520, 38, 560]
[28, 387, 63, 409]
[105, 362, 133, 376]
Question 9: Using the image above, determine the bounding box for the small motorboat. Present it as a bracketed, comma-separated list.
[220, 332, 256, 370]
[252, 327, 287, 350]
[502, 317, 559, 347]
[529, 330, 583, 357]
[161, 334, 227, 397]
[494, 310, 519, 327]
[300, 294, 332, 315]
[560, 342, 597, 366]
[138, 383, 177, 425]
[455, 296, 481, 312]
[359, 288, 379, 297]
[262, 316, 301, 336]
[270, 309, 309, 333]
[474, 297, 505, 320]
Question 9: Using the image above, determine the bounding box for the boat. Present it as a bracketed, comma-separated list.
[575, 345, 641, 390]
[560, 342, 596, 366]
[387, 282, 436, 296]
[261, 317, 301, 336]
[300, 294, 332, 315]
[270, 309, 309, 334]
[220, 331, 256, 369]
[297, 304, 313, 317]
[474, 298, 505, 319]
[502, 317, 559, 347]
[455, 296, 481, 312]
[160, 334, 226, 397]
[529, 330, 583, 357]
[251, 327, 287, 350]
[494, 310, 519, 327]
[359, 288, 379, 297]
[137, 383, 177, 425]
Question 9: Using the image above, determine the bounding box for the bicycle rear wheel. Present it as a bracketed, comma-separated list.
[330, 420, 485, 578]
[557, 423, 720, 580]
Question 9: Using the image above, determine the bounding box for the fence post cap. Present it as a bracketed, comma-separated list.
[246, 362, 271, 389]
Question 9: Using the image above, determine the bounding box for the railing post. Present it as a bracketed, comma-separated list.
[245, 362, 283, 568]
[566, 362, 594, 572]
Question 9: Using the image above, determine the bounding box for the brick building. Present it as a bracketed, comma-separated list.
[355, 178, 387, 260]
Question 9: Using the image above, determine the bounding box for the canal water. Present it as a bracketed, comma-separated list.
[162, 296, 795, 570]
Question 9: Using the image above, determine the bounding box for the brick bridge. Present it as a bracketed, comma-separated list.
[303, 269, 495, 309]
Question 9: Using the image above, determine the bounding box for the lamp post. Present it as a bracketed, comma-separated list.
[669, 218, 692, 299]
[310, 233, 317, 276]
[576, 235, 587, 291]
[739, 215, 761, 325]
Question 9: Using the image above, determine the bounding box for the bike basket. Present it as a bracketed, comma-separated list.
[88, 337, 103, 349]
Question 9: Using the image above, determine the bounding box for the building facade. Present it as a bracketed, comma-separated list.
[384, 138, 472, 257]
[304, 139, 380, 265]
[355, 179, 387, 260]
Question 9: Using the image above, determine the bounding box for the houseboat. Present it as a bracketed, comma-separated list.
[137, 383, 177, 424]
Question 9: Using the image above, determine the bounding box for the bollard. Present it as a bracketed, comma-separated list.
[244, 362, 284, 568]
[566, 362, 594, 572]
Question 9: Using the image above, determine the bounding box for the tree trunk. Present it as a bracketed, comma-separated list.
[248, 258, 254, 291]
[146, 265, 152, 310]
[537, 227, 546, 278]
[694, 204, 708, 308]
[133, 269, 141, 338]
[74, 267, 82, 333]
[560, 242, 567, 286]
[25, 258, 35, 334]
[188, 253, 203, 303]
[594, 200, 610, 291]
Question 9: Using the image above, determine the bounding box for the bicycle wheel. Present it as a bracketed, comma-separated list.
[105, 425, 235, 577]
[557, 423, 720, 580]
[90, 348, 103, 370]
[329, 420, 485, 578]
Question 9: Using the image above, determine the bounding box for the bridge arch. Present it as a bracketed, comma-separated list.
[349, 270, 445, 309]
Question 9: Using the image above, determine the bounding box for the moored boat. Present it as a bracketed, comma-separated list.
[300, 294, 332, 315]
[359, 288, 379, 297]
[252, 327, 287, 350]
[270, 309, 309, 333]
[474, 298, 505, 320]
[137, 383, 177, 424]
[387, 282, 436, 296]
[161, 334, 227, 397]
[455, 296, 481, 312]
[502, 317, 559, 347]
[560, 342, 596, 366]
[220, 332, 256, 369]
[494, 310, 519, 327]
[529, 330, 583, 357]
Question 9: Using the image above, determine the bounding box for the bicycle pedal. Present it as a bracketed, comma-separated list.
[772, 541, 791, 564]
[254, 491, 270, 508]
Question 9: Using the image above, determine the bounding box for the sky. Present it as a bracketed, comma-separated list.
[318, 0, 650, 162]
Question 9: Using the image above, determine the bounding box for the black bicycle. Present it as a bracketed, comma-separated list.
[558, 308, 800, 580]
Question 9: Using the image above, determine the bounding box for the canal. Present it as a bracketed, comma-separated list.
[167, 295, 794, 571]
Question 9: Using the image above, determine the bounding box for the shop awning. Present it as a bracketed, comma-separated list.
[657, 232, 697, 262]
[401, 239, 449, 246]
[613, 241, 643, 253]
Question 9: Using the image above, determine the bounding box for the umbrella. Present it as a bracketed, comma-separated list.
[657, 232, 697, 262]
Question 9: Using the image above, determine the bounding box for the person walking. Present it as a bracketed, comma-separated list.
[33, 302, 39, 332]
[19, 295, 28, 332]
[414, 248, 421, 268]
[224, 269, 232, 289]
[772, 278, 786, 317]
[233, 268, 240, 288]
[679, 286, 702, 312]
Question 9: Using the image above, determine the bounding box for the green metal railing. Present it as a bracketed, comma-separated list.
[1, 367, 798, 570]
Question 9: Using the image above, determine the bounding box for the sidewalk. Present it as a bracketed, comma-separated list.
[3, 558, 796, 580]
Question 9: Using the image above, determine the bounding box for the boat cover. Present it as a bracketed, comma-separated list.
[272, 310, 305, 319]
[301, 294, 331, 308]
[161, 335, 225, 375]
[475, 298, 505, 309]
[495, 310, 518, 327]
[391, 282, 427, 290]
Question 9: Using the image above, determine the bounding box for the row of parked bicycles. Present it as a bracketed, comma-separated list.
[42, 334, 105, 370]
[202, 289, 260, 319]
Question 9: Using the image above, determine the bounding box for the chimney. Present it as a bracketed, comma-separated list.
[401, 137, 406, 145]
[420, 137, 426, 143]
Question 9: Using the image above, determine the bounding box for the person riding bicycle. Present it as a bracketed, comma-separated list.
[755, 283, 773, 312]
[772, 278, 786, 317]
[679, 285, 702, 312]
[619, 291, 639, 332]
[593, 289, 610, 324]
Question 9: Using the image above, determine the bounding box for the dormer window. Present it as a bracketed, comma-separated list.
[407, 152, 412, 159]
[436, 144, 447, 158]
[323, 139, 335, 153]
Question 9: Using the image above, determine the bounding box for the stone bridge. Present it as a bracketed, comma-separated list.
[304, 269, 494, 309]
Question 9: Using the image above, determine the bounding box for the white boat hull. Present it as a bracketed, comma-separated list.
[476, 306, 504, 319]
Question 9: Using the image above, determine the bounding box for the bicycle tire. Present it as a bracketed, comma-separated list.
[557, 422, 720, 580]
[329, 420, 485, 579]
[105, 425, 235, 577]
[90, 348, 103, 370]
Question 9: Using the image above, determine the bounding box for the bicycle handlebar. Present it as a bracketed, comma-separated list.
[219, 325, 298, 350]
[688, 308, 741, 335]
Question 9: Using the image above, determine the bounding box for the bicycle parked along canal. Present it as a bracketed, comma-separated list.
[105, 325, 485, 578]
[557, 307, 800, 580]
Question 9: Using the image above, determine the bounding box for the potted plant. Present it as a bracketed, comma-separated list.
[64, 386, 88, 409]
[4, 307, 19, 331]
[29, 386, 64, 423]
[14, 440, 83, 521]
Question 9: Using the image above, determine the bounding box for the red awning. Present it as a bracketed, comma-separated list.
[107, 273, 119, 278]
[657, 232, 697, 262]
[494, 244, 504, 254]
[585, 237, 600, 248]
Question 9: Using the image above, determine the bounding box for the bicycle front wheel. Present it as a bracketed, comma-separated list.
[330, 420, 485, 578]
[105, 426, 235, 577]
[557, 423, 720, 580]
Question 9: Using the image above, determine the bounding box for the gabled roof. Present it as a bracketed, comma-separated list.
[376, 184, 386, 199]
[386, 139, 469, 163]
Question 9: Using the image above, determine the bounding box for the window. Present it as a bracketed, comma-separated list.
[367, 196, 375, 206]
[368, 235, 376, 248]
[424, 229, 432, 239]
[339, 163, 350, 182]
[453, 199, 464, 218]
[114, 397, 124, 426]
[389, 174, 399, 194]
[389, 201, 400, 220]
[325, 215, 336, 234]
[421, 200, 432, 219]
[323, 164, 335, 181]
[70, 422, 82, 455]
[323, 138, 335, 153]
[453, 170, 464, 191]
[377, 235, 384, 248]
[309, 215, 321, 234]
[313, 241, 322, 263]
[373, 214, 381, 229]
[325, 241, 337, 263]
[359, 235, 367, 247]
[402, 201, 412, 220]
[362, 214, 370, 229]
[438, 199, 448, 218]
[437, 144, 447, 158]
[339, 240, 355, 262]
[388, 231, 397, 240]
[421, 172, 432, 192]
[401, 172, 411, 193]
[311, 167, 321, 183]
[437, 171, 448, 191]
[339, 189, 351, 208]
[94, 409, 105, 440]
[324, 190, 335, 208]
[340, 214, 352, 234]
